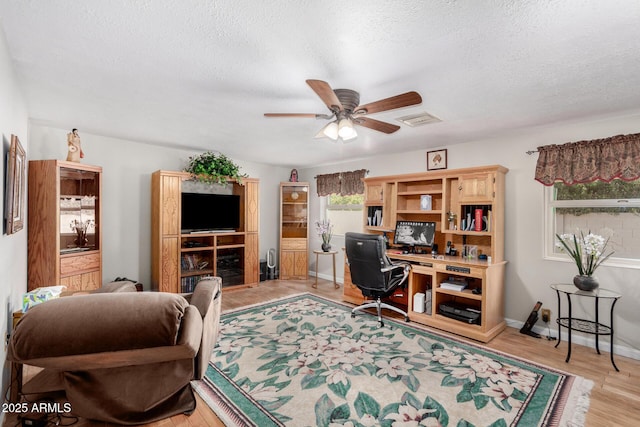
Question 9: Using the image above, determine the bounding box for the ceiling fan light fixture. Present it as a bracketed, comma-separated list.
[322, 121, 339, 140]
[338, 117, 356, 139]
[341, 129, 358, 141]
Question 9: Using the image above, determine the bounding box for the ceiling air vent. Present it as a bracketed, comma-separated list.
[396, 111, 442, 127]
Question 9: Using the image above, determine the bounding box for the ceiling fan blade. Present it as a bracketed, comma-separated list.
[354, 117, 401, 134]
[264, 113, 319, 118]
[355, 91, 422, 115]
[306, 79, 344, 112]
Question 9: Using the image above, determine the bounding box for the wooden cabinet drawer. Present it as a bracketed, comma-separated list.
[60, 252, 100, 276]
[281, 238, 307, 250]
[59, 270, 100, 292]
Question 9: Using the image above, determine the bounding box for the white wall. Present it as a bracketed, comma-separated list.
[28, 124, 290, 288]
[300, 113, 640, 359]
[0, 26, 29, 422]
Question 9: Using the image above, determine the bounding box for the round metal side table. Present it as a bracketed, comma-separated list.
[550, 283, 621, 371]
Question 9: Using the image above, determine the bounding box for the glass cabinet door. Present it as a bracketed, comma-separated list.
[59, 167, 100, 253]
[281, 185, 308, 238]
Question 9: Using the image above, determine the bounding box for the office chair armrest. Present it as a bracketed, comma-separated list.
[381, 262, 410, 273]
[382, 262, 411, 287]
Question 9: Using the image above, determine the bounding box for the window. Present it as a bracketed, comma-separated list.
[325, 193, 364, 236]
[545, 179, 640, 268]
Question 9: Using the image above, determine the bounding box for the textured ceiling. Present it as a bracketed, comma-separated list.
[1, 0, 640, 167]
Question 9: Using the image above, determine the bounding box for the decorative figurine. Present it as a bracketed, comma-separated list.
[289, 168, 299, 182]
[66, 128, 84, 162]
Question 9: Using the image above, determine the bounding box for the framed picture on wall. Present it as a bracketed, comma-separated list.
[5, 134, 26, 234]
[427, 149, 447, 171]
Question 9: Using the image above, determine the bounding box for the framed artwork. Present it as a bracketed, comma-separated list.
[427, 149, 447, 171]
[5, 134, 26, 234]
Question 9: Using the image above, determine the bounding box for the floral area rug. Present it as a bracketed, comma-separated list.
[193, 293, 593, 426]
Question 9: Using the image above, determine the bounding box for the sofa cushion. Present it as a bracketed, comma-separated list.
[10, 292, 189, 360]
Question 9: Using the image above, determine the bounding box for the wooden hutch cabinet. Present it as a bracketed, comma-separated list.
[28, 160, 102, 292]
[344, 165, 508, 342]
[151, 170, 260, 293]
[279, 182, 309, 280]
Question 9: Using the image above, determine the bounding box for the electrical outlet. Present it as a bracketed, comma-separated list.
[541, 308, 551, 323]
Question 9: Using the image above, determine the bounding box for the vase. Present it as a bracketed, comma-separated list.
[321, 242, 331, 252]
[74, 229, 88, 247]
[573, 274, 599, 291]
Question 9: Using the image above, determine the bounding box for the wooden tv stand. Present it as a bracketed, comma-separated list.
[151, 170, 260, 293]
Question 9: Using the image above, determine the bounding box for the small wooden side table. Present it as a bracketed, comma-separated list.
[313, 250, 339, 289]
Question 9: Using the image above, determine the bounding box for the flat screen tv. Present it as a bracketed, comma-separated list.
[181, 193, 240, 232]
[393, 220, 436, 248]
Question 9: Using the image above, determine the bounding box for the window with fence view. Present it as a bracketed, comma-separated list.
[326, 193, 364, 236]
[548, 179, 640, 263]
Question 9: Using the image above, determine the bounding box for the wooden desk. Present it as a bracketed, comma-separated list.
[313, 250, 339, 289]
[343, 250, 506, 342]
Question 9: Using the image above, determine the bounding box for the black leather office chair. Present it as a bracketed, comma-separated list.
[345, 232, 411, 327]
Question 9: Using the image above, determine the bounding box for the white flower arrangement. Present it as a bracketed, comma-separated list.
[555, 230, 614, 276]
[315, 219, 333, 245]
[70, 219, 95, 232]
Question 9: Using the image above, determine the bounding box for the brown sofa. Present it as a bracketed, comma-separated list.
[8, 277, 221, 424]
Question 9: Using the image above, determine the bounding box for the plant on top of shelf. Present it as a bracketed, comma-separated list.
[184, 151, 247, 185]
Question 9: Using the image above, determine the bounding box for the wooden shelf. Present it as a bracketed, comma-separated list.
[182, 246, 214, 252]
[444, 230, 492, 236]
[435, 288, 483, 301]
[217, 243, 245, 249]
[397, 209, 443, 215]
[182, 268, 214, 277]
[397, 190, 442, 196]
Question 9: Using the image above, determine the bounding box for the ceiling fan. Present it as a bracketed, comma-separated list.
[264, 79, 422, 141]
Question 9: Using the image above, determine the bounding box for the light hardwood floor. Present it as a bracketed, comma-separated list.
[5, 279, 640, 426]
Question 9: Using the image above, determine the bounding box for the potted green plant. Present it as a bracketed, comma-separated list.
[183, 151, 247, 185]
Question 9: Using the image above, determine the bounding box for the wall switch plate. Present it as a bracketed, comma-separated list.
[541, 308, 551, 323]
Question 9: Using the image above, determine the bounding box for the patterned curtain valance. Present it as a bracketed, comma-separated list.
[316, 169, 367, 196]
[316, 173, 340, 196]
[535, 132, 640, 186]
